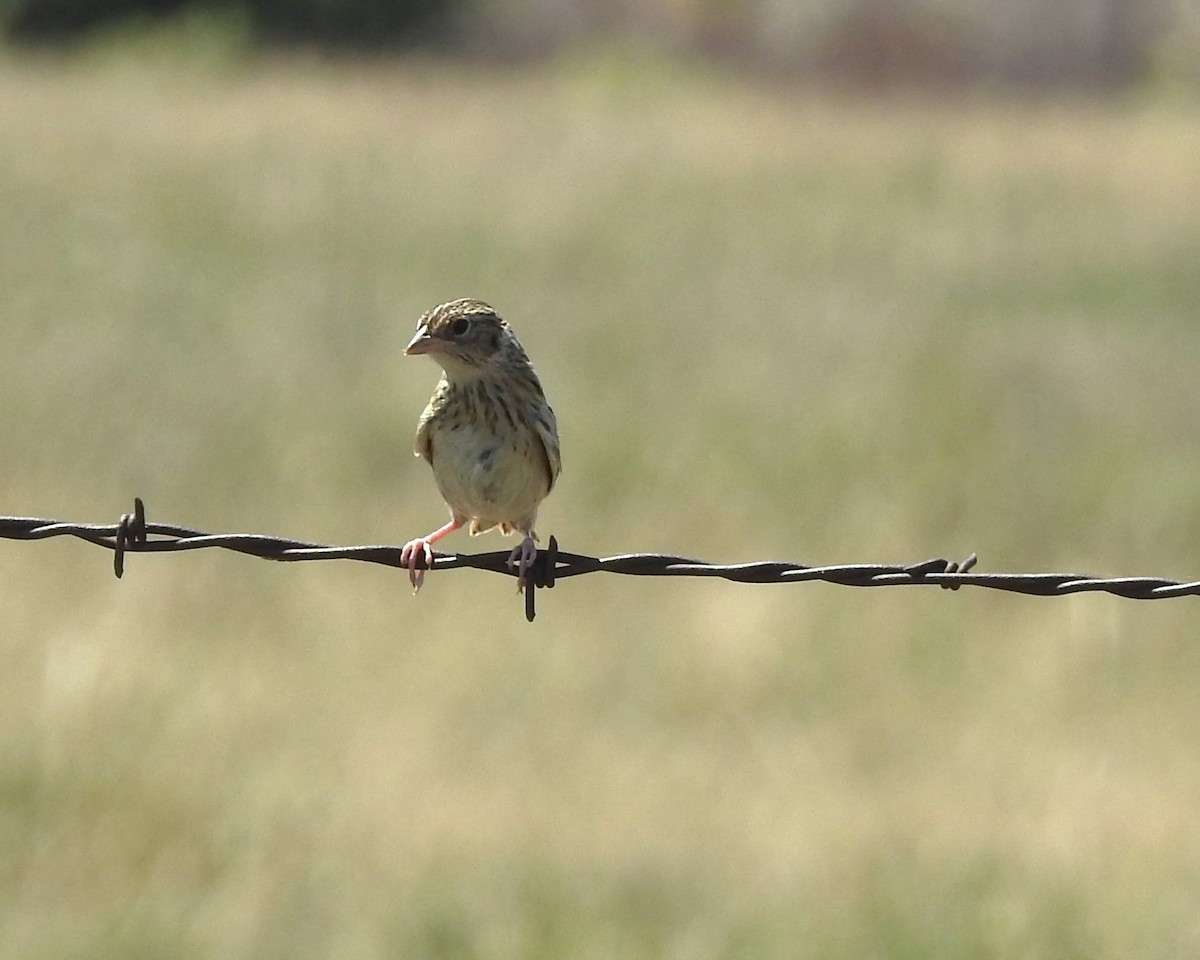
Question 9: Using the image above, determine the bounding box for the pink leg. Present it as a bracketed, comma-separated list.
[506, 535, 538, 593]
[400, 519, 462, 592]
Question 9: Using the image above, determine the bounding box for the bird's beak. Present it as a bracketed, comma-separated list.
[404, 325, 438, 356]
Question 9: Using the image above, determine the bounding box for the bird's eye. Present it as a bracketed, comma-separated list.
[450, 317, 471, 337]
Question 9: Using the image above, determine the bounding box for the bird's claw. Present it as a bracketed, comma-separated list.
[400, 538, 434, 593]
[507, 536, 538, 593]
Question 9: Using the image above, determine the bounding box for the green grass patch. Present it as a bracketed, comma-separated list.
[3, 45, 1200, 960]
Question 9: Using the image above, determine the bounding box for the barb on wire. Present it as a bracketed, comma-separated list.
[3, 499, 1199, 622]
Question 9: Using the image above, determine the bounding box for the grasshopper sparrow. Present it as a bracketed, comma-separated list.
[400, 299, 561, 592]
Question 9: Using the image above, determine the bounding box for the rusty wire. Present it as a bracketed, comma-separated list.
[3, 499, 1199, 622]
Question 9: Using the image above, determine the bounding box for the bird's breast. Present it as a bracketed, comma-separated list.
[426, 416, 549, 525]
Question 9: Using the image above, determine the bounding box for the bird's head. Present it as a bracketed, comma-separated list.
[405, 298, 527, 380]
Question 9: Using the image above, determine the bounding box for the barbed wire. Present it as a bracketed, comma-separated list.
[3, 498, 1199, 622]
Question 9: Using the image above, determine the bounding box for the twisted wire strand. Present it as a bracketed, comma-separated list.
[3, 499, 1198, 622]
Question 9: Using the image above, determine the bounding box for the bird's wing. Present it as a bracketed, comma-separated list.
[533, 406, 562, 493]
[413, 377, 449, 463]
[414, 404, 434, 462]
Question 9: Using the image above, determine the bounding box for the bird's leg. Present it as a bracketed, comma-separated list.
[400, 519, 462, 593]
[507, 535, 538, 593]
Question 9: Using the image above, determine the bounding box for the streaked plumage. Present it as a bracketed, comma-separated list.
[400, 298, 560, 591]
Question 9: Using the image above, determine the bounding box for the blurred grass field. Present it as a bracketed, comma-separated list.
[3, 32, 1200, 960]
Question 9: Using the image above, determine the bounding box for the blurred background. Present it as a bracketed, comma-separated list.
[2, 1, 1200, 958]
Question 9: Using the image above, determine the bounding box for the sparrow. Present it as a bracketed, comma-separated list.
[400, 298, 561, 592]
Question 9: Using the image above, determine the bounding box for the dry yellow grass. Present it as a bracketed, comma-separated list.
[2, 38, 1200, 959]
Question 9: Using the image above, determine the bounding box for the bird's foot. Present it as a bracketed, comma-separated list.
[400, 537, 435, 593]
[507, 535, 538, 593]
[399, 519, 463, 594]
